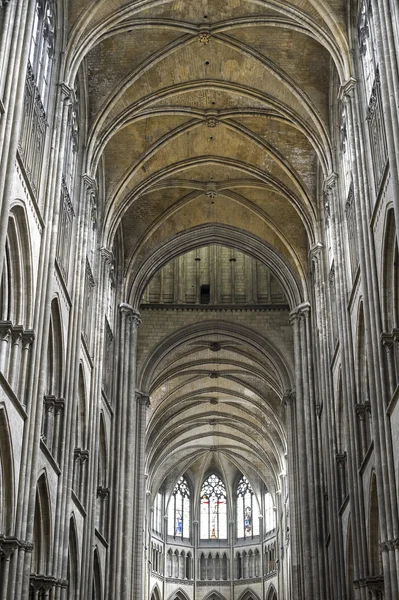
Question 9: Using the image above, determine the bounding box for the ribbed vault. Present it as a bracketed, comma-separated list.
[64, 0, 350, 558]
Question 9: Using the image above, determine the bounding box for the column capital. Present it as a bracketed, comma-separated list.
[59, 82, 74, 103]
[21, 329, 35, 349]
[11, 325, 23, 344]
[309, 242, 324, 262]
[100, 246, 114, 267]
[338, 77, 357, 102]
[0, 320, 13, 341]
[82, 173, 97, 192]
[324, 172, 339, 196]
[120, 303, 141, 326]
[136, 391, 150, 407]
[0, 536, 20, 558]
[283, 389, 296, 407]
[289, 302, 311, 324]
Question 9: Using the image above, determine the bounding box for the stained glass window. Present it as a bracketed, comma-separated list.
[152, 492, 163, 535]
[265, 492, 276, 533]
[200, 473, 227, 540]
[167, 476, 190, 539]
[237, 476, 259, 538]
[29, 1, 56, 108]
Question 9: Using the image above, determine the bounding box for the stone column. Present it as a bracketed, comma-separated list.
[0, 538, 18, 600]
[110, 303, 141, 599]
[289, 303, 324, 600]
[283, 390, 299, 600]
[133, 391, 150, 599]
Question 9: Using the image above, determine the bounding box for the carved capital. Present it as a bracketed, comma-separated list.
[283, 389, 296, 407]
[30, 575, 57, 592]
[309, 242, 324, 263]
[11, 325, 23, 345]
[119, 303, 141, 327]
[339, 77, 357, 102]
[0, 320, 13, 342]
[289, 302, 311, 326]
[0, 536, 19, 558]
[381, 332, 394, 352]
[324, 173, 338, 199]
[74, 448, 89, 463]
[59, 82, 74, 104]
[136, 391, 150, 407]
[21, 329, 35, 350]
[54, 398, 65, 415]
[365, 576, 384, 593]
[97, 486, 110, 499]
[43, 395, 56, 412]
[100, 247, 114, 267]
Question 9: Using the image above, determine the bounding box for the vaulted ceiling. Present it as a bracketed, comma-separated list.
[65, 0, 351, 495]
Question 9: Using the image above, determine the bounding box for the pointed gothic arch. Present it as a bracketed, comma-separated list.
[0, 204, 33, 327]
[92, 548, 102, 600]
[167, 588, 190, 600]
[238, 589, 262, 600]
[150, 583, 162, 600]
[67, 515, 80, 600]
[203, 591, 228, 600]
[32, 472, 52, 575]
[266, 585, 278, 600]
[76, 364, 87, 449]
[0, 406, 14, 535]
[368, 471, 383, 575]
[46, 297, 64, 397]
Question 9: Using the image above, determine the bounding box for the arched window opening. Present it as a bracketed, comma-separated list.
[358, 1, 387, 187]
[96, 415, 109, 538]
[0, 407, 14, 536]
[28, 0, 55, 106]
[42, 299, 64, 464]
[236, 475, 259, 538]
[168, 476, 190, 539]
[92, 549, 102, 600]
[356, 305, 372, 465]
[152, 491, 163, 536]
[200, 473, 227, 540]
[369, 474, 383, 576]
[264, 493, 276, 534]
[20, 1, 56, 195]
[67, 517, 79, 600]
[31, 474, 51, 578]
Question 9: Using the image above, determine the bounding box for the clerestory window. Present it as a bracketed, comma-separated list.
[29, 0, 55, 109]
[200, 473, 227, 540]
[236, 475, 259, 539]
[168, 476, 190, 539]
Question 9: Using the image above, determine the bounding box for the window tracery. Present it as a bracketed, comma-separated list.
[168, 476, 190, 539]
[236, 476, 259, 539]
[200, 473, 227, 540]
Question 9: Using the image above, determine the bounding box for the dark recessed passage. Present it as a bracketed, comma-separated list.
[200, 284, 210, 304]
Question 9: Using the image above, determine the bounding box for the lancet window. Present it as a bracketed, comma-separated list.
[168, 476, 190, 539]
[152, 492, 163, 536]
[200, 473, 227, 540]
[29, 0, 55, 107]
[236, 476, 259, 539]
[358, 0, 387, 188]
[19, 1, 55, 195]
